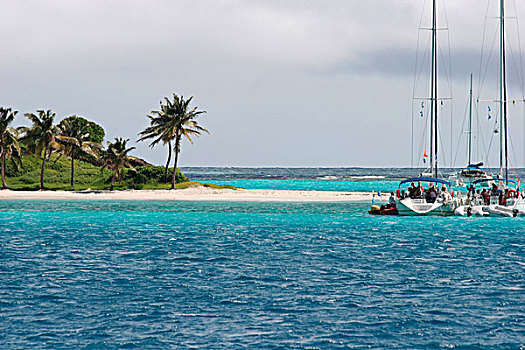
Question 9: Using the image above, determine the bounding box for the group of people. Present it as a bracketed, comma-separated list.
[404, 181, 446, 203]
[467, 183, 521, 205]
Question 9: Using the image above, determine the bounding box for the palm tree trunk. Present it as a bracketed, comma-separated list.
[53, 153, 62, 165]
[164, 141, 172, 184]
[171, 137, 180, 190]
[1, 152, 6, 190]
[70, 154, 75, 187]
[111, 170, 116, 190]
[40, 148, 47, 190]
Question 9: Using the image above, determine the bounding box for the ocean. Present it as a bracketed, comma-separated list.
[1, 168, 524, 349]
[181, 167, 525, 193]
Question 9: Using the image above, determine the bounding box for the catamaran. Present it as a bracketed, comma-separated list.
[396, 0, 459, 216]
[454, 0, 525, 217]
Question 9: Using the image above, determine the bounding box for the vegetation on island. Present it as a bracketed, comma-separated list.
[138, 94, 208, 189]
[0, 93, 229, 191]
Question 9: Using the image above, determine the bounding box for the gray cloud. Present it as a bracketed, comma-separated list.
[1, 0, 525, 167]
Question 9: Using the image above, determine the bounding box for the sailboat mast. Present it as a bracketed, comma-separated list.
[429, 0, 438, 177]
[434, 0, 439, 177]
[499, 0, 509, 180]
[502, 0, 509, 181]
[468, 73, 473, 165]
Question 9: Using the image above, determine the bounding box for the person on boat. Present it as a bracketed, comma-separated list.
[440, 185, 451, 202]
[473, 189, 481, 205]
[480, 188, 488, 205]
[501, 189, 508, 205]
[491, 183, 499, 195]
[428, 185, 437, 203]
[388, 192, 396, 208]
[424, 186, 431, 202]
[468, 184, 476, 198]
[415, 181, 422, 198]
[408, 182, 416, 198]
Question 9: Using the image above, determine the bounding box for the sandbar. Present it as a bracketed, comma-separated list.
[0, 187, 379, 202]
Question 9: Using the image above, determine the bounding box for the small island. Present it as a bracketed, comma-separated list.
[0, 94, 233, 193]
[0, 96, 374, 202]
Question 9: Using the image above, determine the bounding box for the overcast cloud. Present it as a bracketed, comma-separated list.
[2, 0, 525, 167]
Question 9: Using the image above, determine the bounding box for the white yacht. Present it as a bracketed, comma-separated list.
[454, 0, 525, 217]
[397, 177, 457, 216]
[395, 0, 460, 216]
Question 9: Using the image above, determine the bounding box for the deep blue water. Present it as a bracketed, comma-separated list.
[1, 200, 524, 349]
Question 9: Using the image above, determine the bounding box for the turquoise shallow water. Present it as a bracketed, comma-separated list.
[201, 178, 399, 193]
[1, 200, 524, 349]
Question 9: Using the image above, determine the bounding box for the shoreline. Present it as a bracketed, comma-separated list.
[0, 187, 380, 202]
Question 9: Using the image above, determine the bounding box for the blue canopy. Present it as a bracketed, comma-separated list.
[473, 178, 518, 186]
[399, 177, 451, 187]
[466, 162, 484, 169]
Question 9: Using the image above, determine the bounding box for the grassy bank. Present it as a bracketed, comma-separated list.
[4, 155, 236, 191]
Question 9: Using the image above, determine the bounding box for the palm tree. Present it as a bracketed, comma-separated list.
[22, 110, 59, 190]
[1, 129, 22, 189]
[101, 138, 135, 190]
[0, 108, 22, 189]
[169, 95, 208, 189]
[56, 117, 102, 186]
[138, 102, 173, 183]
[139, 94, 208, 189]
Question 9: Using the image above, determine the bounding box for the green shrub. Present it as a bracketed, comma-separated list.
[3, 154, 201, 191]
[125, 166, 188, 184]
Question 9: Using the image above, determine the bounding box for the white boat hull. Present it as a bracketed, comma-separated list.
[454, 205, 488, 217]
[454, 200, 525, 217]
[397, 198, 457, 216]
[486, 199, 525, 217]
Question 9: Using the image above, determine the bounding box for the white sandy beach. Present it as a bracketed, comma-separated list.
[0, 187, 377, 202]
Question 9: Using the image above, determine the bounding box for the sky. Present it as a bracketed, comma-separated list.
[2, 0, 525, 168]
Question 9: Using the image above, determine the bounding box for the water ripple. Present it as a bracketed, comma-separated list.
[0, 200, 524, 348]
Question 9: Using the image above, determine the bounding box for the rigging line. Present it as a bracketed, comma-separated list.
[437, 13, 455, 167]
[511, 0, 525, 97]
[509, 117, 519, 169]
[434, 3, 453, 169]
[437, 44, 453, 168]
[485, 128, 496, 172]
[413, 39, 432, 167]
[414, 35, 432, 89]
[439, 0, 454, 97]
[438, 107, 447, 168]
[510, 0, 525, 167]
[474, 98, 480, 164]
[507, 128, 519, 180]
[452, 91, 471, 168]
[479, 29, 500, 99]
[417, 105, 430, 169]
[508, 158, 519, 182]
[438, 128, 446, 170]
[412, 1, 432, 167]
[506, 28, 525, 97]
[411, 40, 430, 163]
[445, 8, 454, 168]
[416, 41, 432, 92]
[477, 0, 493, 99]
[437, 44, 453, 98]
[416, 40, 431, 165]
[476, 99, 492, 172]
